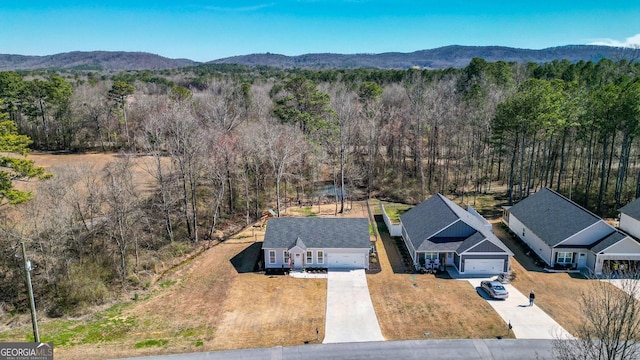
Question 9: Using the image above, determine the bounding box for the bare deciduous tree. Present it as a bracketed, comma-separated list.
[103, 154, 141, 287]
[258, 119, 305, 217]
[553, 274, 640, 360]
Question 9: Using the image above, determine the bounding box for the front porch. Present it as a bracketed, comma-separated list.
[415, 251, 454, 273]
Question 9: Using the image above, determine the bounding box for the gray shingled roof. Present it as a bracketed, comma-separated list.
[262, 217, 371, 249]
[508, 188, 602, 247]
[457, 232, 489, 253]
[619, 197, 640, 221]
[400, 194, 460, 250]
[590, 230, 632, 253]
[400, 194, 512, 256]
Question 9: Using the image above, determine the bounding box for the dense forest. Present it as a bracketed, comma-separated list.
[0, 58, 639, 318]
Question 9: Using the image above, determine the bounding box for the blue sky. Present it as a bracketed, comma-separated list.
[2, 1, 639, 62]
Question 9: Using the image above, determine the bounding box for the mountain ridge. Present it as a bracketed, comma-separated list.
[0, 45, 635, 71]
[0, 51, 198, 71]
[210, 45, 633, 69]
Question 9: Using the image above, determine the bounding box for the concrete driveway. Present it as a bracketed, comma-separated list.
[323, 269, 385, 343]
[467, 279, 573, 340]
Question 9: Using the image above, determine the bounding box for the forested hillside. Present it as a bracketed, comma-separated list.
[0, 51, 197, 71]
[0, 57, 639, 318]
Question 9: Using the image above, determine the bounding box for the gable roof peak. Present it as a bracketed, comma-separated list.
[293, 236, 307, 250]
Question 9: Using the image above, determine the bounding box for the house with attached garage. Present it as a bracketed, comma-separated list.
[398, 194, 513, 275]
[262, 217, 371, 270]
[503, 187, 640, 274]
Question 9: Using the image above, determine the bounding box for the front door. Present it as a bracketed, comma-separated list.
[577, 253, 587, 268]
[293, 252, 303, 269]
[446, 252, 454, 265]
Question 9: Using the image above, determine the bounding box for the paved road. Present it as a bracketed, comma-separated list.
[467, 279, 573, 340]
[117, 339, 558, 360]
[323, 269, 385, 343]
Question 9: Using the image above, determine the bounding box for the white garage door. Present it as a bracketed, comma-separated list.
[465, 259, 504, 274]
[327, 253, 365, 269]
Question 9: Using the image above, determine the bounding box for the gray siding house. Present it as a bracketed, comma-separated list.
[504, 187, 640, 274]
[262, 217, 371, 270]
[399, 194, 513, 275]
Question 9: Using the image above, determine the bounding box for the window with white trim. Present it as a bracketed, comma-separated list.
[269, 250, 276, 264]
[317, 250, 324, 264]
[306, 250, 313, 264]
[284, 251, 290, 264]
[557, 252, 573, 263]
[425, 252, 439, 260]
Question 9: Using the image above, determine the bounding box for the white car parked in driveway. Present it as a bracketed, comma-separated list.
[480, 280, 509, 299]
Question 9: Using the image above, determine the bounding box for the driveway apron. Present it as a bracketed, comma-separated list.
[323, 269, 385, 343]
[467, 279, 573, 339]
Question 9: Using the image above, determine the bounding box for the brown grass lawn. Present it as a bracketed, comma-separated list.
[47, 203, 373, 359]
[51, 224, 327, 359]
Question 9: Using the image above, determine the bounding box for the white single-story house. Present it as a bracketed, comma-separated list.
[262, 217, 371, 270]
[398, 194, 513, 275]
[503, 187, 640, 275]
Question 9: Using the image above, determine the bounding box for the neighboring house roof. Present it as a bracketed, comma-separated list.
[619, 197, 640, 221]
[262, 217, 371, 249]
[508, 187, 602, 247]
[401, 194, 512, 255]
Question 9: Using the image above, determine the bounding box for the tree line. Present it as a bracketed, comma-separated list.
[0, 57, 639, 316]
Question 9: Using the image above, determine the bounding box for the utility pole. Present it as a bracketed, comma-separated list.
[21, 242, 40, 343]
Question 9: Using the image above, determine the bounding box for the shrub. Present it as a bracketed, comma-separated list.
[53, 262, 110, 316]
[135, 339, 168, 348]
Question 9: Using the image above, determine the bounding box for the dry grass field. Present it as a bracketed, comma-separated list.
[26, 152, 162, 192]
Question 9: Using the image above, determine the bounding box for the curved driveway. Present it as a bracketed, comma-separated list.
[323, 269, 385, 343]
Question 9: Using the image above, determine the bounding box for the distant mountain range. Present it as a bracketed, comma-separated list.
[0, 51, 197, 71]
[0, 45, 635, 71]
